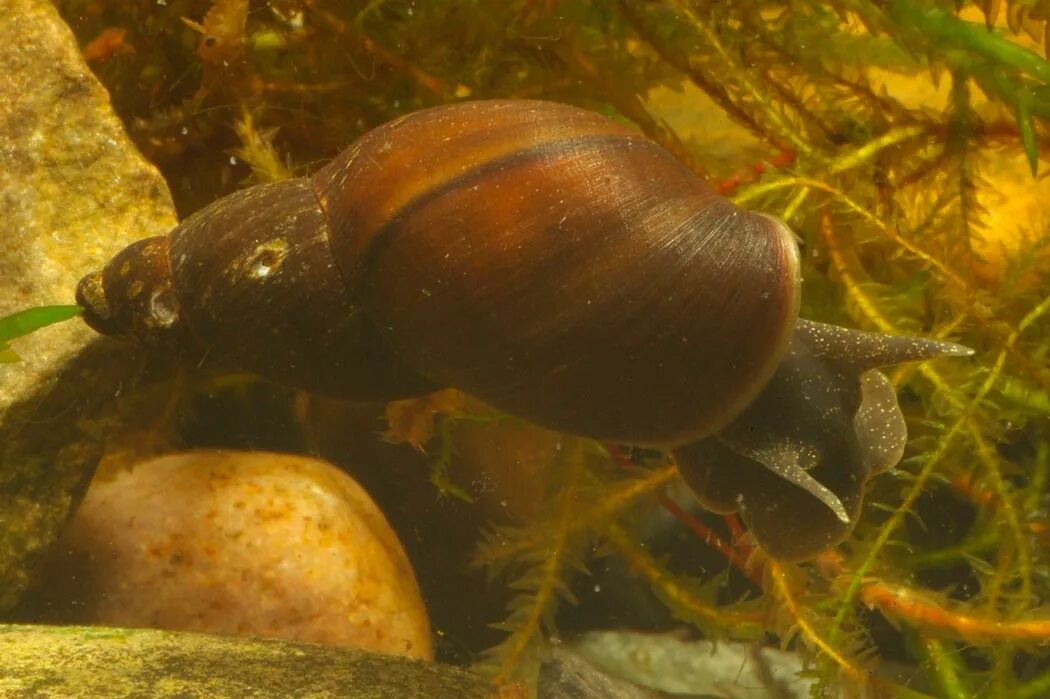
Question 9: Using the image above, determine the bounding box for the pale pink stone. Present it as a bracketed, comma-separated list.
[61, 450, 433, 660]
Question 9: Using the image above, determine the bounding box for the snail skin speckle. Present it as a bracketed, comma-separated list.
[75, 100, 972, 560]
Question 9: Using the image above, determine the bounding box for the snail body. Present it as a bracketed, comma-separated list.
[77, 100, 969, 560]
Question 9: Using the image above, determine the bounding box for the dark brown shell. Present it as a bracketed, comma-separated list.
[165, 179, 435, 400]
[312, 100, 801, 444]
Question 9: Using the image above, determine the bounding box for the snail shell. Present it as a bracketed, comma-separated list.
[76, 100, 970, 560]
[77, 100, 801, 445]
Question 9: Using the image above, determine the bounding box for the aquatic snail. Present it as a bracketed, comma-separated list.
[75, 100, 971, 561]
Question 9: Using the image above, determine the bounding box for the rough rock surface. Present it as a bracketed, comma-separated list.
[0, 624, 498, 698]
[0, 0, 176, 610]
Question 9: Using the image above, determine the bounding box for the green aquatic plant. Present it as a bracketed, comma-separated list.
[37, 0, 1050, 696]
[0, 306, 82, 363]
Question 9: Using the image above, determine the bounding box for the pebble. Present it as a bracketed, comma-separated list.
[43, 450, 433, 660]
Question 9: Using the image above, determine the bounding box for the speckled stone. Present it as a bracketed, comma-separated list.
[0, 0, 176, 611]
[50, 451, 433, 660]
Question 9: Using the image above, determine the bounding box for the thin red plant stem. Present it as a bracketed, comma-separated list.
[603, 443, 763, 585]
[657, 494, 763, 585]
[716, 149, 797, 195]
[604, 443, 636, 469]
[723, 512, 746, 542]
[722, 512, 756, 560]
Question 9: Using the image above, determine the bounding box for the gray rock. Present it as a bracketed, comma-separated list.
[539, 644, 663, 698]
[0, 0, 176, 610]
[570, 630, 814, 698]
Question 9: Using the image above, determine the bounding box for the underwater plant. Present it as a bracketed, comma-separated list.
[26, 0, 1050, 696]
[0, 306, 82, 363]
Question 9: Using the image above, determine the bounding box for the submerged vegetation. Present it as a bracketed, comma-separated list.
[0, 306, 81, 363]
[39, 0, 1050, 696]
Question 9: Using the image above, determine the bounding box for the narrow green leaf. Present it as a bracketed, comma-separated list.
[0, 305, 82, 344]
[0, 345, 21, 363]
[890, 0, 1050, 83]
[1018, 88, 1039, 176]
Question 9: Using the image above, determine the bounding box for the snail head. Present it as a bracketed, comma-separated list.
[674, 319, 973, 561]
[76, 236, 185, 346]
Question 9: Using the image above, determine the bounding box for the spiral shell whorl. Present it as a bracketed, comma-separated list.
[313, 100, 801, 444]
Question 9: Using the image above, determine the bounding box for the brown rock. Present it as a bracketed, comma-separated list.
[42, 450, 433, 660]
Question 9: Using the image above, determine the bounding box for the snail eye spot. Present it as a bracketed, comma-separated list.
[244, 239, 290, 280]
[148, 287, 179, 329]
[254, 252, 277, 277]
[203, 36, 218, 48]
